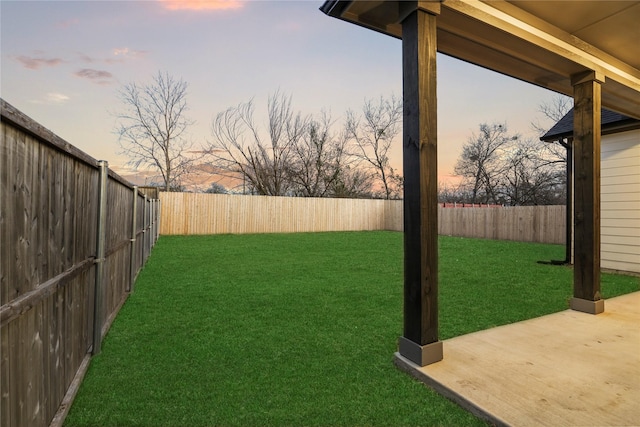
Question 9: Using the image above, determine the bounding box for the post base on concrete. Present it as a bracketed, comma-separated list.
[398, 336, 443, 366]
[570, 297, 604, 314]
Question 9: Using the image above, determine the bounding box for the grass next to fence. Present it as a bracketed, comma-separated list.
[65, 232, 639, 427]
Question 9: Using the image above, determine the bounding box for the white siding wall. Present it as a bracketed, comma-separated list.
[601, 129, 640, 273]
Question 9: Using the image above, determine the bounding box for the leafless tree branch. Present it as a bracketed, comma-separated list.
[115, 71, 197, 191]
[345, 95, 402, 199]
[207, 92, 373, 198]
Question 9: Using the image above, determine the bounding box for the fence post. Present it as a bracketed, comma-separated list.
[92, 160, 108, 355]
[128, 186, 138, 292]
[151, 199, 156, 244]
[143, 194, 148, 263]
[154, 199, 160, 242]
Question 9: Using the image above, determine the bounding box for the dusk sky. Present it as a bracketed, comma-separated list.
[1, 0, 564, 187]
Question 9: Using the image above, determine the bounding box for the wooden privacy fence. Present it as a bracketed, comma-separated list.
[159, 192, 565, 244]
[0, 99, 159, 427]
[160, 192, 403, 234]
[439, 205, 566, 244]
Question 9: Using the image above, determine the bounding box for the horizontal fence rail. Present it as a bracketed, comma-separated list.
[0, 99, 159, 427]
[159, 192, 565, 245]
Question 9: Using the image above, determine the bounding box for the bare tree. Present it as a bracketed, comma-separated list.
[208, 92, 372, 198]
[531, 94, 572, 136]
[531, 94, 572, 165]
[208, 91, 307, 196]
[328, 165, 374, 199]
[498, 138, 565, 205]
[438, 181, 471, 204]
[345, 95, 402, 199]
[115, 71, 196, 191]
[454, 123, 515, 204]
[531, 94, 572, 206]
[288, 112, 355, 197]
[454, 122, 566, 206]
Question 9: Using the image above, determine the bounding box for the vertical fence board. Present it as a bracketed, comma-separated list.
[62, 156, 75, 270]
[0, 125, 13, 306]
[0, 314, 10, 427]
[27, 304, 44, 426]
[1, 125, 18, 306]
[38, 298, 49, 427]
[49, 290, 63, 423]
[14, 130, 29, 301]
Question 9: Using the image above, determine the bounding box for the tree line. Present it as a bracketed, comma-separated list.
[206, 90, 403, 199]
[446, 120, 566, 206]
[116, 71, 569, 205]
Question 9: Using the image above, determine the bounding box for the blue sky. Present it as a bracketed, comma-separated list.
[1, 0, 561, 185]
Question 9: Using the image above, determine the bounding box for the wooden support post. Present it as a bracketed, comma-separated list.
[398, 3, 443, 367]
[92, 160, 108, 355]
[565, 138, 573, 264]
[571, 71, 604, 315]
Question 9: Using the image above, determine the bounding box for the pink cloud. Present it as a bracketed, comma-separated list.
[15, 55, 64, 70]
[75, 68, 115, 85]
[106, 47, 148, 63]
[158, 0, 244, 11]
[113, 47, 142, 57]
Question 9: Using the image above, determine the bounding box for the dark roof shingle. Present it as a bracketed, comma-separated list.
[541, 108, 638, 141]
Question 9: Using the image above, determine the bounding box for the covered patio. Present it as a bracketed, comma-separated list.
[396, 291, 640, 426]
[321, 0, 640, 424]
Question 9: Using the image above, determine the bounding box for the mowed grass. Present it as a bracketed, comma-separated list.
[65, 232, 639, 426]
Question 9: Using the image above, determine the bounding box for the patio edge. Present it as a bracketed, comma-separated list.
[393, 352, 510, 427]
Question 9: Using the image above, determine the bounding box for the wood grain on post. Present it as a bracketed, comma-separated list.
[400, 5, 443, 366]
[571, 71, 604, 313]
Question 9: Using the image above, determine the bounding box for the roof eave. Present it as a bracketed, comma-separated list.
[540, 111, 640, 142]
[320, 0, 403, 40]
[319, 0, 345, 17]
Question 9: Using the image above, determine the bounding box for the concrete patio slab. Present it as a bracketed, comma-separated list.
[395, 292, 640, 427]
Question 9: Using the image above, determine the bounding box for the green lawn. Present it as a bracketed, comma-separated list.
[65, 232, 639, 426]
